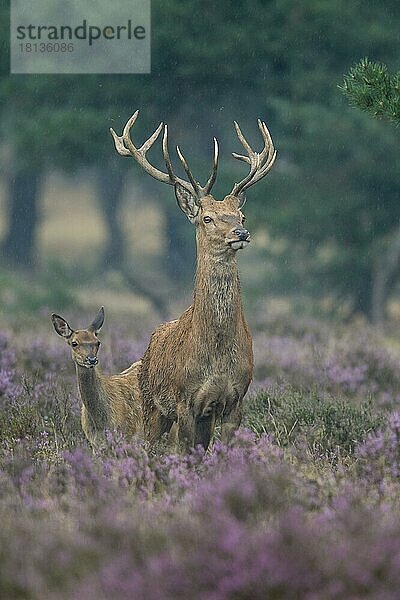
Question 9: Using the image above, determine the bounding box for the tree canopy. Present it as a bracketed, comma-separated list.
[341, 58, 400, 126]
[1, 0, 400, 318]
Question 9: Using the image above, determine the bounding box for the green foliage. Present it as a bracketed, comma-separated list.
[245, 387, 384, 456]
[340, 58, 400, 125]
[0, 400, 40, 440]
[0, 379, 83, 452]
[0, 262, 75, 314]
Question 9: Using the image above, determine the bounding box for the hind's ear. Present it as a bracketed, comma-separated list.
[89, 307, 104, 333]
[51, 314, 73, 338]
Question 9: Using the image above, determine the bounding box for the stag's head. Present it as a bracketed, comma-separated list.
[110, 111, 276, 256]
[51, 307, 104, 368]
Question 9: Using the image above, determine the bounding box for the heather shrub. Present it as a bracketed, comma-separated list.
[252, 325, 400, 407]
[331, 330, 400, 403]
[253, 311, 332, 341]
[245, 386, 384, 455]
[1, 377, 82, 448]
[1, 432, 400, 599]
[355, 411, 400, 492]
[0, 316, 400, 598]
[18, 335, 69, 375]
[0, 398, 40, 440]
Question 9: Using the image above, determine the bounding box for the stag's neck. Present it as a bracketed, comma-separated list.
[192, 244, 244, 336]
[75, 365, 109, 430]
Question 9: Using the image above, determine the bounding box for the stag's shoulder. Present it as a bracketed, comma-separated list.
[153, 318, 179, 336]
[148, 305, 194, 346]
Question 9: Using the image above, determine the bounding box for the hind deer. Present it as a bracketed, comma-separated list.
[51, 307, 142, 447]
[110, 111, 276, 452]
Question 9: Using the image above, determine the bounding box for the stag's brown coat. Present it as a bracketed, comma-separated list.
[140, 196, 253, 451]
[111, 111, 276, 451]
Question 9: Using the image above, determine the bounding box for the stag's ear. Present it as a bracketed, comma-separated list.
[89, 307, 105, 333]
[174, 182, 199, 223]
[52, 314, 73, 338]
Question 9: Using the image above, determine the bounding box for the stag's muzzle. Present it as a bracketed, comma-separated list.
[227, 227, 251, 250]
[234, 228, 250, 241]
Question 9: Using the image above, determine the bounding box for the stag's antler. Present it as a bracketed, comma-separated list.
[230, 119, 277, 197]
[110, 110, 219, 199]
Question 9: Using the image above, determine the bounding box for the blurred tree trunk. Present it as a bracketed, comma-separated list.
[163, 200, 195, 286]
[371, 225, 400, 324]
[160, 117, 196, 286]
[96, 162, 126, 269]
[353, 273, 373, 320]
[2, 169, 43, 267]
[96, 172, 169, 317]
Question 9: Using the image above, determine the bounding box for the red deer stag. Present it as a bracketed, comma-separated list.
[110, 111, 276, 451]
[52, 307, 142, 447]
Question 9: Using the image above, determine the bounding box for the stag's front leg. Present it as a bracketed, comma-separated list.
[221, 399, 243, 444]
[177, 404, 195, 453]
[145, 407, 174, 445]
[194, 407, 216, 450]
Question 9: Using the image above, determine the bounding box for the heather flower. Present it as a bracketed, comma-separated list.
[0, 332, 17, 371]
[0, 319, 400, 599]
[252, 325, 400, 405]
[0, 369, 20, 399]
[355, 410, 400, 487]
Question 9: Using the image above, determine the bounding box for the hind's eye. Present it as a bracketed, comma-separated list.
[203, 216, 212, 224]
[71, 341, 78, 347]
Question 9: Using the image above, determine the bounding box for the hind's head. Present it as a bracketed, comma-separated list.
[51, 307, 104, 368]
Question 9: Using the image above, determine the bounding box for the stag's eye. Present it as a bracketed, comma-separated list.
[203, 216, 212, 224]
[71, 341, 78, 347]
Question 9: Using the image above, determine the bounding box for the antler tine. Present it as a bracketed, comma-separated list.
[162, 125, 177, 183]
[202, 137, 219, 195]
[251, 147, 277, 183]
[231, 152, 250, 164]
[122, 109, 140, 142]
[247, 120, 277, 184]
[110, 110, 170, 184]
[176, 137, 219, 197]
[231, 155, 261, 197]
[110, 127, 132, 157]
[234, 121, 255, 158]
[258, 120, 275, 164]
[140, 122, 164, 153]
[176, 146, 200, 193]
[109, 110, 141, 157]
[230, 118, 277, 197]
[160, 126, 193, 194]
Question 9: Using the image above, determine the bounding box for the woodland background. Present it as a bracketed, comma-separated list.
[1, 0, 400, 325]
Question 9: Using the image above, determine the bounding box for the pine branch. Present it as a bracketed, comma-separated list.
[340, 58, 400, 126]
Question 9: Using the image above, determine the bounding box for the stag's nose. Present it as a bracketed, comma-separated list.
[234, 228, 250, 241]
[87, 356, 98, 366]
